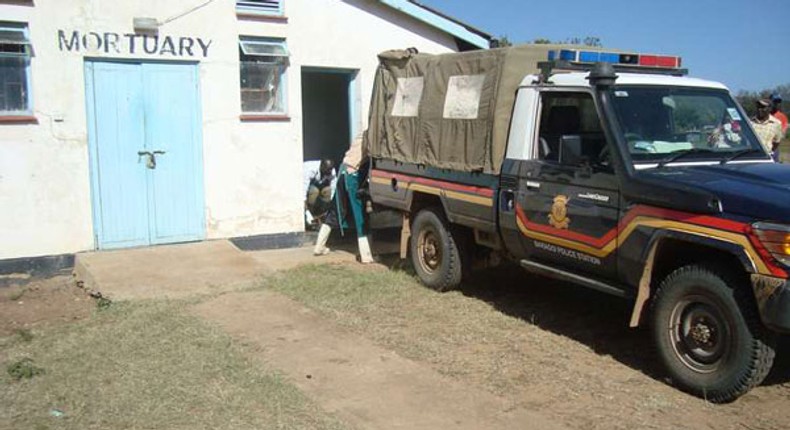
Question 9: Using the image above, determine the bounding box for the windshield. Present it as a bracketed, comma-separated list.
[609, 86, 767, 164]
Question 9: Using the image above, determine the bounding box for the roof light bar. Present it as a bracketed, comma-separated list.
[548, 49, 682, 70]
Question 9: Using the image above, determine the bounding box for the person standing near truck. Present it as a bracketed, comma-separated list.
[770, 93, 787, 162]
[751, 99, 783, 161]
[313, 133, 374, 263]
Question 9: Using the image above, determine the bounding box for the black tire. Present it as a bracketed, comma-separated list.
[651, 264, 776, 403]
[409, 207, 463, 292]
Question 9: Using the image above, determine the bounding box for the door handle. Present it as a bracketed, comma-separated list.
[525, 180, 541, 190]
[137, 150, 165, 169]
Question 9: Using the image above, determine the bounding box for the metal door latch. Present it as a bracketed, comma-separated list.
[138, 150, 166, 169]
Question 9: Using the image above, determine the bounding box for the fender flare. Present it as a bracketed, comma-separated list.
[628, 230, 757, 327]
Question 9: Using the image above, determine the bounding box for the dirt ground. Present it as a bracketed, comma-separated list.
[0, 275, 93, 338]
[2, 266, 789, 430]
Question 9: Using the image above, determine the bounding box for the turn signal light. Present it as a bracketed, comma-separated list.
[752, 223, 790, 266]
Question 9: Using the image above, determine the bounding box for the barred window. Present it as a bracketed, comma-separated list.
[239, 38, 289, 114]
[0, 22, 32, 115]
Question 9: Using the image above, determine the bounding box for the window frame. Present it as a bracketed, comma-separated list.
[236, 0, 284, 17]
[0, 21, 33, 118]
[533, 88, 611, 170]
[238, 37, 289, 118]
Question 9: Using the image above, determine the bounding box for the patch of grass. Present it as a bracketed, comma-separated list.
[95, 296, 112, 310]
[6, 358, 45, 380]
[0, 300, 349, 430]
[8, 288, 26, 301]
[14, 328, 34, 342]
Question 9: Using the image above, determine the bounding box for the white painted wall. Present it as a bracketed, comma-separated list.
[0, 0, 459, 259]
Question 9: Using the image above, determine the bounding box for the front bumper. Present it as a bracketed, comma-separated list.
[751, 274, 790, 333]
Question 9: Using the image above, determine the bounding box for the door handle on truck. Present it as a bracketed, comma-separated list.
[500, 190, 515, 212]
[525, 180, 541, 190]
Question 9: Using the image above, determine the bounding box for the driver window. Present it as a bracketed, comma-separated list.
[537, 92, 608, 167]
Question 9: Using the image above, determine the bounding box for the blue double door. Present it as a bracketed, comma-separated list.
[85, 61, 205, 249]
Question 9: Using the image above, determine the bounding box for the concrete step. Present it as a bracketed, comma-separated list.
[73, 240, 267, 301]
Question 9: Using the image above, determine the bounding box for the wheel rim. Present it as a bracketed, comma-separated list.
[668, 294, 731, 374]
[417, 226, 442, 275]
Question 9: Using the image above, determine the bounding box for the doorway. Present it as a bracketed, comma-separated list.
[301, 68, 359, 167]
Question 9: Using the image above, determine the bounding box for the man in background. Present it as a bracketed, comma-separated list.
[303, 159, 336, 228]
[751, 99, 783, 162]
[770, 93, 787, 162]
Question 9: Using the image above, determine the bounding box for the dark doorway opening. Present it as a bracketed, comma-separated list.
[301, 69, 355, 167]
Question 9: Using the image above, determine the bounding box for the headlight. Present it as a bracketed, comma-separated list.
[751, 222, 790, 266]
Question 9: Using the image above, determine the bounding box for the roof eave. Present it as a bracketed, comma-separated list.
[378, 0, 492, 49]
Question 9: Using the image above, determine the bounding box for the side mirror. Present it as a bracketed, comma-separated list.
[559, 135, 585, 166]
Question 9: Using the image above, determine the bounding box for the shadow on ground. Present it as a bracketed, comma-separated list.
[369, 237, 790, 389]
[463, 264, 790, 387]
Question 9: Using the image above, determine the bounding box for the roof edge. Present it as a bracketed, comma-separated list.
[378, 0, 492, 49]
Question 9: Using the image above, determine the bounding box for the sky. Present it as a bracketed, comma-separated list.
[418, 0, 790, 93]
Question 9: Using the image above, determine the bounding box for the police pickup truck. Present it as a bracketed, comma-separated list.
[365, 46, 790, 402]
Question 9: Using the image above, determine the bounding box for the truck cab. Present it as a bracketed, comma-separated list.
[500, 63, 778, 290]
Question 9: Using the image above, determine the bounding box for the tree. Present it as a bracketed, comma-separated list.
[736, 84, 790, 137]
[583, 36, 602, 47]
[530, 36, 603, 46]
[494, 35, 512, 48]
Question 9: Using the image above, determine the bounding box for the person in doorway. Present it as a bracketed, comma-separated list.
[770, 93, 787, 162]
[751, 99, 783, 162]
[313, 133, 374, 263]
[303, 159, 336, 228]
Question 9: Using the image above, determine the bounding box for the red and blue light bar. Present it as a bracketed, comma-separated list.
[548, 49, 682, 69]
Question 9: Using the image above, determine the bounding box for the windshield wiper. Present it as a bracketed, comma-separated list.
[720, 148, 765, 164]
[656, 148, 716, 168]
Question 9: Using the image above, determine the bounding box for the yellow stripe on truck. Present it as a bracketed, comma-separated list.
[517, 215, 768, 275]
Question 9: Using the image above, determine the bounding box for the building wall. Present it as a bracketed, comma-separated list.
[0, 0, 458, 259]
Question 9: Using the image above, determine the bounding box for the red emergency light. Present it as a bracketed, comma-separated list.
[639, 55, 682, 68]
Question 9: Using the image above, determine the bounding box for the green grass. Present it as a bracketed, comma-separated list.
[0, 300, 349, 430]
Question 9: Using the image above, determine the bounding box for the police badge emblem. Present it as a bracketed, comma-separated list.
[548, 195, 570, 229]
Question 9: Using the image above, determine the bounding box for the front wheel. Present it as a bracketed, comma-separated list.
[651, 264, 775, 403]
[409, 207, 463, 292]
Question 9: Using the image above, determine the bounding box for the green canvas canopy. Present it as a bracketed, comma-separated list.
[364, 44, 571, 174]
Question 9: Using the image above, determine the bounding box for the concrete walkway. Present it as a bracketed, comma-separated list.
[73, 240, 355, 300]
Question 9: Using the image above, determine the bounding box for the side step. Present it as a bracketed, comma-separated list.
[519, 259, 632, 299]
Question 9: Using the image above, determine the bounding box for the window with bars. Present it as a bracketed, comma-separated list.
[239, 38, 289, 114]
[236, 0, 283, 16]
[0, 22, 32, 115]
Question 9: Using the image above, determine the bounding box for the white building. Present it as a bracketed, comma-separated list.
[0, 0, 491, 273]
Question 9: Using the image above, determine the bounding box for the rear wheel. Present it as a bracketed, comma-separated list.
[651, 264, 775, 403]
[410, 207, 463, 291]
